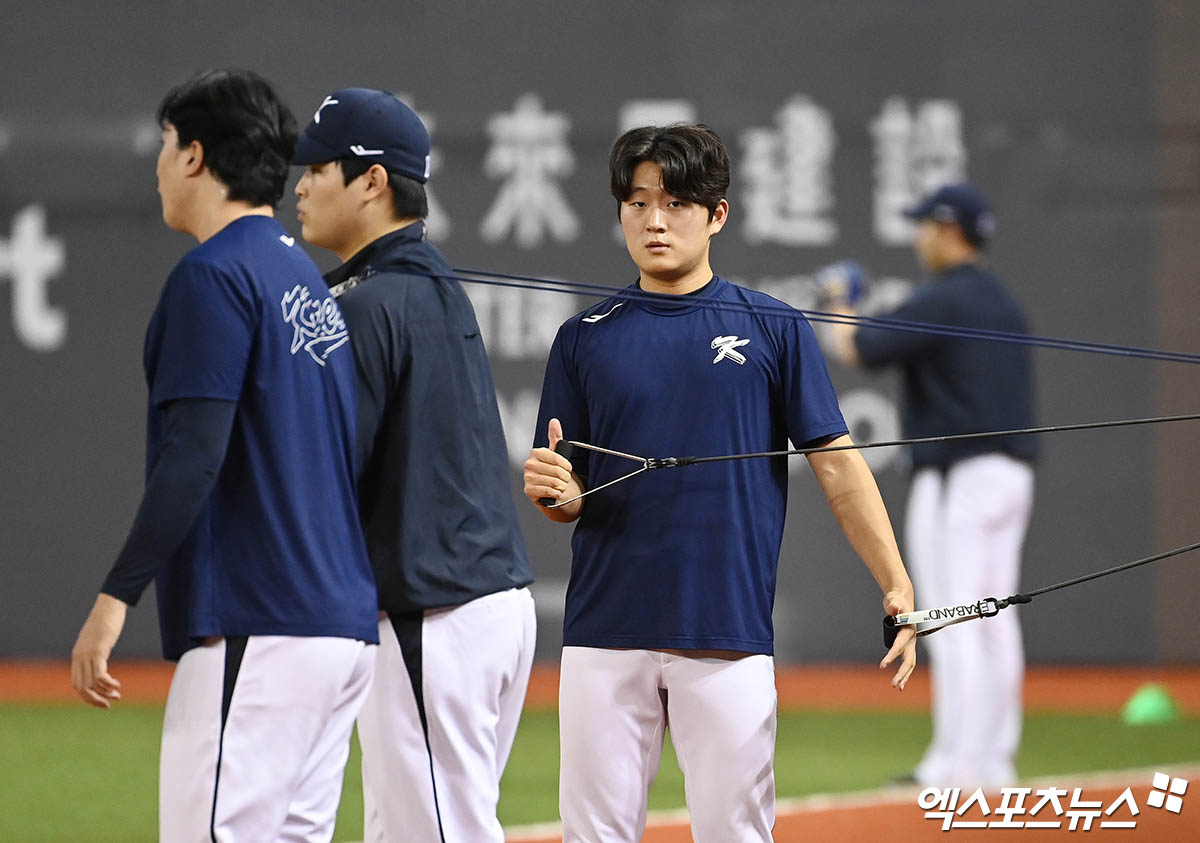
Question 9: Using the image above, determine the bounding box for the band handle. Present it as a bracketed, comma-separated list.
[537, 441, 577, 507]
[882, 615, 901, 649]
[882, 596, 1008, 647]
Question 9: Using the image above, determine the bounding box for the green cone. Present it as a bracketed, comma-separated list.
[1121, 682, 1181, 725]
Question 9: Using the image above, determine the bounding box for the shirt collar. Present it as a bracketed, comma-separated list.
[326, 221, 426, 290]
[632, 275, 723, 315]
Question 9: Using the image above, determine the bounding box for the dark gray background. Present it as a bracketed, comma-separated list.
[2, 1, 1195, 664]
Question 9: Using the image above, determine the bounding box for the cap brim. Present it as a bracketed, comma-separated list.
[902, 198, 934, 220]
[292, 130, 343, 166]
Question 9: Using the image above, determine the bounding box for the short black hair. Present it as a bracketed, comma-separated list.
[156, 69, 297, 208]
[609, 124, 730, 221]
[338, 158, 429, 220]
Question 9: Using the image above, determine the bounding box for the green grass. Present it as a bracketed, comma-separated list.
[2, 703, 1197, 841]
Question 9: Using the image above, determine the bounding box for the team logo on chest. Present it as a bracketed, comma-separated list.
[711, 335, 750, 365]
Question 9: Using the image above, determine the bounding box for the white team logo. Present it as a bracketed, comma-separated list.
[280, 285, 349, 366]
[349, 144, 384, 156]
[582, 302, 624, 323]
[314, 96, 338, 123]
[711, 335, 750, 365]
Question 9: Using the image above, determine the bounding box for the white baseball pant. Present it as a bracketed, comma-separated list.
[558, 646, 777, 843]
[906, 453, 1035, 788]
[159, 634, 375, 843]
[357, 586, 536, 843]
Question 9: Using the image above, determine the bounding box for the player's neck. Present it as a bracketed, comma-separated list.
[638, 262, 715, 296]
[928, 240, 978, 273]
[335, 216, 422, 263]
[188, 200, 273, 243]
[930, 254, 978, 275]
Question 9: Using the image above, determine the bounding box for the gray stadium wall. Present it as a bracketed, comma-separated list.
[1, 1, 1195, 663]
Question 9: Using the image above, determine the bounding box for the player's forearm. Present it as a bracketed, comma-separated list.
[807, 442, 913, 599]
[828, 303, 861, 368]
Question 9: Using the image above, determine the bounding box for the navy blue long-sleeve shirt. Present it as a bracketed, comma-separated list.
[854, 262, 1037, 470]
[326, 223, 533, 614]
[101, 398, 235, 605]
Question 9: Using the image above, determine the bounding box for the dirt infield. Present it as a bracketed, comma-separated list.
[4, 661, 1200, 712]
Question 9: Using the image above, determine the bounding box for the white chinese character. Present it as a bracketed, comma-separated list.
[480, 94, 579, 248]
[395, 94, 450, 242]
[741, 96, 837, 245]
[0, 205, 67, 352]
[618, 99, 696, 132]
[870, 97, 967, 245]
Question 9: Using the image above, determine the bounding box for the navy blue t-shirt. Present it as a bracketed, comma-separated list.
[143, 215, 378, 660]
[534, 277, 847, 655]
[853, 262, 1037, 470]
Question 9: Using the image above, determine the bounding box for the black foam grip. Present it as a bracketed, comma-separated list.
[537, 440, 576, 507]
[882, 615, 899, 649]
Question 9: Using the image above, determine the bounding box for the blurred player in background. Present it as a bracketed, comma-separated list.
[69, 70, 378, 842]
[293, 88, 536, 843]
[523, 123, 917, 842]
[822, 183, 1037, 788]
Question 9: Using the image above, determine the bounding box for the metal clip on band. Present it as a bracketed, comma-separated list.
[646, 456, 693, 470]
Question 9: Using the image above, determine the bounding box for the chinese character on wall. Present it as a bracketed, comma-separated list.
[480, 94, 580, 248]
[741, 96, 838, 246]
[872, 97, 967, 245]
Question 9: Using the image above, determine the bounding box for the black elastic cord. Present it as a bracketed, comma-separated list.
[682, 412, 1200, 466]
[451, 266, 1200, 366]
[554, 413, 1200, 487]
[532, 412, 1200, 510]
[1018, 540, 1200, 601]
[881, 540, 1200, 648]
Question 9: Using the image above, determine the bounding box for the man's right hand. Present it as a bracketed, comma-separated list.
[524, 418, 582, 520]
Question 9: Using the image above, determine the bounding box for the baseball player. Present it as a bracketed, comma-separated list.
[69, 70, 379, 842]
[292, 89, 536, 843]
[523, 123, 917, 842]
[823, 183, 1037, 787]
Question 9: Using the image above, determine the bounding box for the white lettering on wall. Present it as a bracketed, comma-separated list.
[0, 205, 66, 351]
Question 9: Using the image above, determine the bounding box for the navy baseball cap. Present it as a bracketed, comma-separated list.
[903, 183, 994, 247]
[293, 88, 431, 183]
